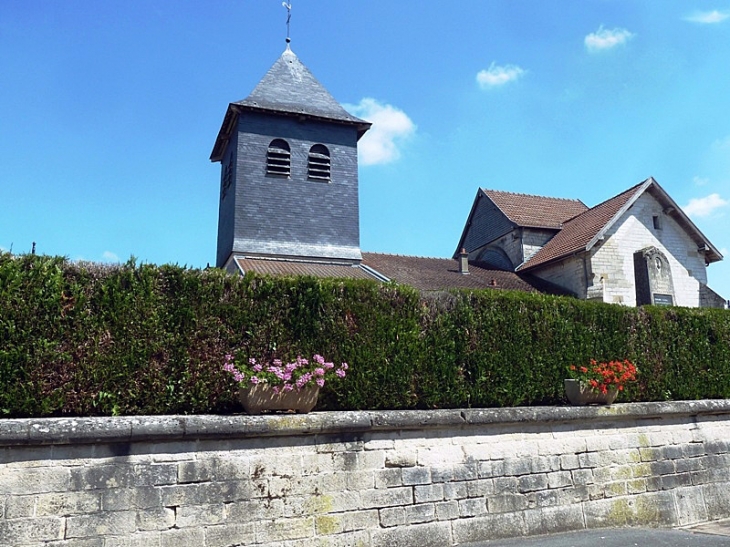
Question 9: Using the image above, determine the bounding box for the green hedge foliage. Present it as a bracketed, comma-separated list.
[1, 252, 729, 417]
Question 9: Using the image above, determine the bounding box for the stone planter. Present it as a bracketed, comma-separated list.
[564, 379, 618, 406]
[238, 383, 320, 414]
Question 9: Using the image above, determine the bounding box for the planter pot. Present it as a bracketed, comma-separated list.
[238, 383, 320, 414]
[564, 379, 618, 406]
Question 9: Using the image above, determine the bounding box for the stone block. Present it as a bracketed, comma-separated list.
[379, 506, 405, 527]
[458, 497, 486, 517]
[344, 470, 374, 490]
[435, 500, 459, 521]
[451, 462, 479, 481]
[547, 470, 572, 489]
[175, 503, 225, 527]
[560, 454, 580, 470]
[5, 495, 35, 518]
[361, 486, 413, 509]
[452, 512, 524, 543]
[136, 507, 176, 531]
[487, 493, 527, 513]
[702, 481, 730, 520]
[35, 491, 101, 517]
[340, 509, 379, 531]
[70, 465, 134, 490]
[385, 450, 416, 468]
[466, 478, 494, 498]
[675, 485, 708, 526]
[492, 476, 518, 493]
[503, 457, 531, 476]
[442, 481, 468, 500]
[374, 468, 402, 488]
[523, 504, 584, 536]
[66, 511, 136, 538]
[571, 468, 594, 486]
[255, 516, 314, 542]
[405, 502, 435, 524]
[0, 517, 64, 544]
[402, 466, 431, 486]
[102, 487, 162, 511]
[302, 453, 334, 475]
[316, 514, 344, 535]
[104, 532, 162, 547]
[371, 521, 451, 547]
[227, 498, 286, 523]
[0, 466, 70, 495]
[160, 527, 205, 547]
[414, 483, 444, 503]
[204, 523, 255, 547]
[518, 473, 548, 493]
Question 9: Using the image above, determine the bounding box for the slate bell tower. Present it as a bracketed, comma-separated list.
[210, 44, 371, 271]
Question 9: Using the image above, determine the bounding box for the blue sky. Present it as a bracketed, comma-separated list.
[1, 1, 729, 299]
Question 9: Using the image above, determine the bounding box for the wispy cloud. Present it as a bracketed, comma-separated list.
[685, 10, 729, 23]
[683, 193, 729, 217]
[102, 251, 120, 262]
[584, 26, 635, 52]
[345, 98, 416, 166]
[476, 62, 526, 89]
[693, 176, 710, 186]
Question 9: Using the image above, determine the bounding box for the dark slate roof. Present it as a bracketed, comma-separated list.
[211, 47, 370, 162]
[484, 189, 588, 229]
[361, 253, 571, 295]
[234, 257, 376, 281]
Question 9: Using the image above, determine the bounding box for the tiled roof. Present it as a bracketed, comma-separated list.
[361, 253, 570, 294]
[519, 182, 645, 271]
[234, 257, 376, 281]
[484, 189, 588, 229]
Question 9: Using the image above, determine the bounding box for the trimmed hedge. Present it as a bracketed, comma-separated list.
[1, 252, 729, 417]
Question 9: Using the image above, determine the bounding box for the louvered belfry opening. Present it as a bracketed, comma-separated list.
[266, 138, 291, 177]
[307, 144, 331, 181]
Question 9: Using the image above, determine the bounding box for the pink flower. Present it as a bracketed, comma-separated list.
[335, 369, 346, 378]
[313, 354, 325, 365]
[282, 383, 294, 392]
[314, 368, 325, 376]
[248, 357, 257, 365]
[250, 376, 260, 385]
[252, 363, 263, 372]
[316, 378, 325, 387]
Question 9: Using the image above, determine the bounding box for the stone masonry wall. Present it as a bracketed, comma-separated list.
[2, 402, 730, 546]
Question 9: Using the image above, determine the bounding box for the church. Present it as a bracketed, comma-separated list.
[210, 44, 725, 309]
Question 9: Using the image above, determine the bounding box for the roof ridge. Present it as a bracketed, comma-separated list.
[483, 188, 585, 204]
[362, 251, 453, 260]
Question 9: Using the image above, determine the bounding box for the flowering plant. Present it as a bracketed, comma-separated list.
[568, 359, 638, 394]
[223, 353, 348, 394]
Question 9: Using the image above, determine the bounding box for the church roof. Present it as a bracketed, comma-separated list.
[483, 189, 588, 229]
[518, 177, 723, 271]
[211, 46, 370, 162]
[360, 253, 570, 294]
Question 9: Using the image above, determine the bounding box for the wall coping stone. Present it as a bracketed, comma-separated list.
[2, 400, 729, 447]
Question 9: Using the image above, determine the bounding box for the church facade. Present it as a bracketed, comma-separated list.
[210, 46, 726, 308]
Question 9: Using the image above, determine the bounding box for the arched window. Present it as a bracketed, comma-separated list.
[267, 139, 291, 177]
[307, 144, 331, 181]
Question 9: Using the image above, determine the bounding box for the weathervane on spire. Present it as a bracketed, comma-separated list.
[282, 2, 292, 44]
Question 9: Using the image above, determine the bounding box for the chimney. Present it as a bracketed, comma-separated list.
[458, 248, 469, 275]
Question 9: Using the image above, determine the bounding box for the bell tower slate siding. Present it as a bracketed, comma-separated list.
[211, 46, 370, 268]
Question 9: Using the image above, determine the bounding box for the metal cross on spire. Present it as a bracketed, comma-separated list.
[282, 2, 292, 44]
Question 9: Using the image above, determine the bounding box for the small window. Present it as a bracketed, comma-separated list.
[307, 144, 331, 181]
[652, 215, 662, 230]
[267, 139, 291, 177]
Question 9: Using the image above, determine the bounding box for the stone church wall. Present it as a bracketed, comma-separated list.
[2, 403, 730, 546]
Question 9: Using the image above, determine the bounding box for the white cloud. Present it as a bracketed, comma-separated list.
[683, 193, 729, 217]
[693, 176, 710, 186]
[345, 98, 416, 166]
[476, 62, 526, 88]
[712, 135, 730, 150]
[685, 10, 729, 23]
[584, 26, 635, 52]
[102, 251, 120, 262]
